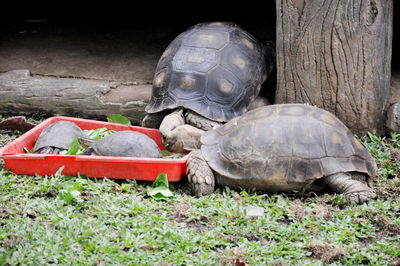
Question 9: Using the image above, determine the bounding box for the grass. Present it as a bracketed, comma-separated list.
[0, 116, 399, 265]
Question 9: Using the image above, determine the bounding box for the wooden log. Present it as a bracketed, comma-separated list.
[0, 70, 152, 125]
[275, 0, 393, 135]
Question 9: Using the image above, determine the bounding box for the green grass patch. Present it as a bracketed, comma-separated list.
[1, 123, 399, 264]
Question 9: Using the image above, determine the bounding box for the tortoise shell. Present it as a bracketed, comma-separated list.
[81, 130, 162, 158]
[200, 104, 377, 192]
[145, 22, 273, 122]
[33, 121, 83, 153]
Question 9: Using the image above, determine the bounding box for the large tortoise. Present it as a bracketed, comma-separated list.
[187, 104, 377, 204]
[33, 121, 84, 154]
[142, 22, 274, 153]
[79, 130, 162, 158]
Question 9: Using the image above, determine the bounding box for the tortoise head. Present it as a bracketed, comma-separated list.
[77, 136, 94, 150]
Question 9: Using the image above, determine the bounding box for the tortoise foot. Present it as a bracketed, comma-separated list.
[345, 189, 377, 204]
[164, 125, 204, 153]
[187, 150, 215, 197]
[325, 173, 377, 204]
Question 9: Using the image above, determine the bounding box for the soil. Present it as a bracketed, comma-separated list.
[305, 243, 345, 263]
[0, 23, 180, 85]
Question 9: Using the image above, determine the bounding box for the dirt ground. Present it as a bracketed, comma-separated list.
[0, 1, 275, 86]
[0, 22, 184, 84]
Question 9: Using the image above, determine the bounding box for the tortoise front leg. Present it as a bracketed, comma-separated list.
[38, 146, 53, 154]
[164, 125, 204, 153]
[159, 109, 185, 137]
[325, 173, 377, 204]
[187, 149, 215, 196]
[159, 109, 204, 153]
[185, 110, 221, 131]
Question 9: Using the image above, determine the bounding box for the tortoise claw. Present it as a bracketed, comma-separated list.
[187, 150, 215, 197]
[346, 189, 377, 204]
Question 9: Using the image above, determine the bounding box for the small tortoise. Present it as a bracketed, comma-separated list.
[79, 130, 162, 158]
[33, 121, 84, 154]
[187, 104, 378, 204]
[142, 22, 274, 153]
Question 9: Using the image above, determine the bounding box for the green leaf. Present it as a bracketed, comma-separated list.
[161, 150, 185, 159]
[58, 178, 88, 204]
[148, 186, 174, 200]
[54, 166, 65, 178]
[147, 173, 173, 200]
[59, 189, 83, 204]
[84, 128, 107, 140]
[107, 114, 131, 125]
[66, 136, 79, 155]
[163, 153, 185, 159]
[161, 150, 171, 156]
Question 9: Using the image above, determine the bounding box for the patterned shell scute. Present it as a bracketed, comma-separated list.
[33, 121, 84, 152]
[146, 22, 272, 122]
[88, 130, 162, 158]
[200, 104, 378, 192]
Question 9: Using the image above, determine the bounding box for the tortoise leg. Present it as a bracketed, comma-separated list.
[164, 125, 205, 153]
[187, 149, 215, 196]
[159, 109, 185, 138]
[160, 109, 205, 153]
[185, 110, 221, 131]
[325, 173, 377, 204]
[39, 146, 53, 154]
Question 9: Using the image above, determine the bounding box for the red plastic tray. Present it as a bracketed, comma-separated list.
[0, 116, 188, 181]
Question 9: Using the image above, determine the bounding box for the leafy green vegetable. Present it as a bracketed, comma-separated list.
[59, 128, 116, 155]
[147, 173, 173, 200]
[161, 150, 185, 159]
[107, 114, 131, 125]
[65, 136, 80, 155]
[83, 128, 115, 140]
[23, 146, 34, 153]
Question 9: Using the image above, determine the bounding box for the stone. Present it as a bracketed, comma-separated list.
[243, 206, 265, 218]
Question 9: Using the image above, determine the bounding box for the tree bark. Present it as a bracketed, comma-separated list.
[0, 70, 151, 125]
[275, 0, 393, 135]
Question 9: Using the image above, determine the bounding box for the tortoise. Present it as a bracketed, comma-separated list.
[79, 130, 162, 158]
[142, 22, 274, 153]
[33, 121, 84, 154]
[186, 104, 378, 204]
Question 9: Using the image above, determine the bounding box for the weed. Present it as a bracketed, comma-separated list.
[0, 132, 399, 264]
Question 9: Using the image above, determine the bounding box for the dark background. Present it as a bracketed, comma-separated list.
[1, 1, 398, 83]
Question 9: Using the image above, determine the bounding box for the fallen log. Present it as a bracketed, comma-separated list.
[0, 69, 152, 125]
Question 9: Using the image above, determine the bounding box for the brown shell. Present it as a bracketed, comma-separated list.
[200, 104, 377, 192]
[145, 22, 274, 122]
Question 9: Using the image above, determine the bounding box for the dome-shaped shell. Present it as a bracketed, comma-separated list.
[146, 22, 273, 122]
[82, 130, 162, 158]
[33, 121, 84, 152]
[200, 104, 377, 192]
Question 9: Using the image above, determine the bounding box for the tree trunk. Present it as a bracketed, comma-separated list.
[275, 0, 393, 135]
[0, 70, 151, 125]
